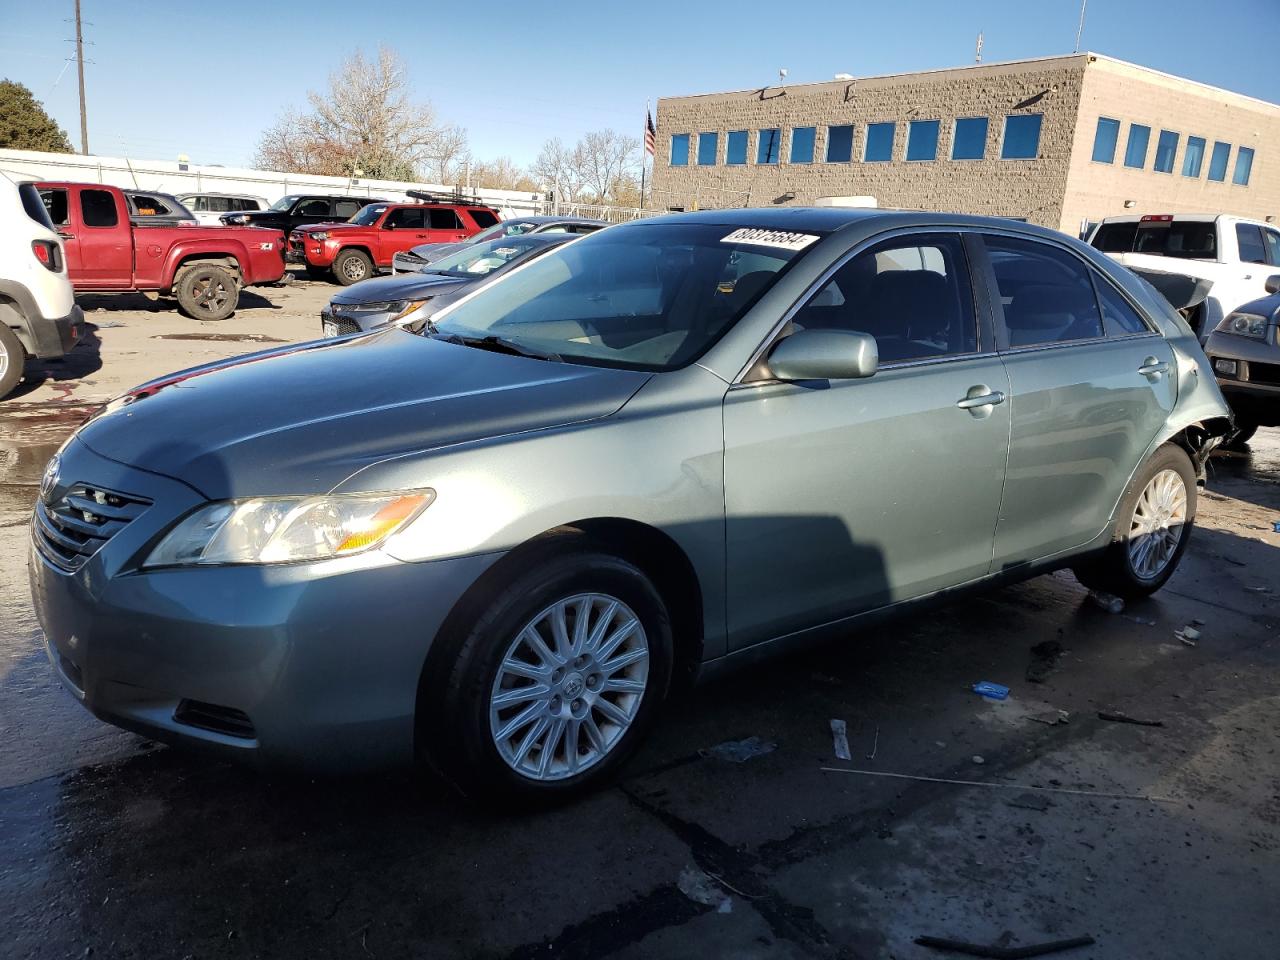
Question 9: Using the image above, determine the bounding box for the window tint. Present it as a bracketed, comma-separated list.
[906, 119, 939, 161]
[757, 129, 781, 164]
[789, 126, 815, 163]
[1133, 221, 1217, 258]
[385, 208, 426, 229]
[1124, 124, 1150, 168]
[1093, 275, 1150, 336]
[1208, 141, 1231, 181]
[792, 234, 977, 363]
[296, 199, 330, 216]
[1090, 222, 1137, 252]
[1091, 117, 1120, 163]
[468, 209, 499, 227]
[130, 194, 172, 216]
[1264, 229, 1280, 267]
[952, 117, 988, 160]
[1001, 114, 1042, 159]
[81, 189, 119, 227]
[825, 124, 853, 162]
[428, 208, 464, 230]
[864, 122, 894, 162]
[40, 188, 69, 225]
[1236, 224, 1266, 265]
[1154, 130, 1178, 173]
[697, 132, 718, 166]
[1182, 136, 1205, 177]
[726, 130, 748, 165]
[1233, 147, 1254, 186]
[670, 133, 689, 166]
[334, 199, 362, 218]
[984, 235, 1104, 348]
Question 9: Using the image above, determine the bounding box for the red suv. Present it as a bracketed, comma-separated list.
[289, 194, 500, 285]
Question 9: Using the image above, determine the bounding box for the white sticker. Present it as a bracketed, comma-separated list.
[721, 228, 819, 251]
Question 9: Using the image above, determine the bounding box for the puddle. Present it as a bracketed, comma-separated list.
[151, 333, 286, 343]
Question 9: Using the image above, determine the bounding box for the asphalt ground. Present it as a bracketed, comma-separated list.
[1, 275, 1278, 959]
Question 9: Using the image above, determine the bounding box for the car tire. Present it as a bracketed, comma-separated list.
[174, 265, 239, 321]
[0, 322, 26, 399]
[1071, 443, 1197, 600]
[333, 249, 373, 286]
[422, 541, 674, 804]
[1223, 418, 1258, 450]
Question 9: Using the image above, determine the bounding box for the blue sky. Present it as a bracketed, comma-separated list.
[2, 0, 1277, 169]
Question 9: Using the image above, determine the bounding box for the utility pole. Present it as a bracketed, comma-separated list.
[1074, 0, 1088, 54]
[74, 0, 88, 154]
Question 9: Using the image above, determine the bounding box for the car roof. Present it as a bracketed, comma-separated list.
[510, 215, 608, 226]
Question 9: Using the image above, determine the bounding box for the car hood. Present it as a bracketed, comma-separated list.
[75, 331, 652, 500]
[331, 272, 468, 304]
[293, 221, 349, 234]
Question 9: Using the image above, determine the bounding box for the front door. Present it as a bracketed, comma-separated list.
[723, 232, 1011, 649]
[66, 186, 133, 288]
[978, 233, 1177, 566]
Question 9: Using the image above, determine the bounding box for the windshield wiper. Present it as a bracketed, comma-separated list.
[454, 333, 562, 362]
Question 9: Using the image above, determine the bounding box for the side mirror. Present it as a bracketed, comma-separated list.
[768, 329, 878, 381]
[1266, 274, 1280, 295]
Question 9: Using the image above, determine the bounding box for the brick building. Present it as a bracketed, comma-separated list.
[650, 53, 1279, 234]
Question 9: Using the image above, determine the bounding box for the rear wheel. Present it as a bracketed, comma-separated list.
[1072, 444, 1196, 599]
[174, 264, 238, 321]
[0, 323, 25, 399]
[1223, 418, 1258, 450]
[333, 249, 373, 286]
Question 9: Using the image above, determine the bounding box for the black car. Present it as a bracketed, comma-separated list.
[221, 194, 388, 233]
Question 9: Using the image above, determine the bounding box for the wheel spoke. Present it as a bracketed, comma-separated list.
[512, 716, 550, 766]
[492, 682, 550, 708]
[539, 719, 566, 777]
[594, 696, 630, 727]
[601, 678, 646, 695]
[495, 701, 543, 742]
[500, 657, 546, 683]
[582, 713, 607, 752]
[595, 617, 639, 662]
[601, 647, 647, 676]
[550, 602, 573, 659]
[519, 626, 559, 669]
[564, 720, 581, 774]
[584, 599, 620, 652]
[571, 597, 591, 656]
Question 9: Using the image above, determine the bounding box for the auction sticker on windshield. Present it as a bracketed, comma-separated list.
[721, 228, 819, 251]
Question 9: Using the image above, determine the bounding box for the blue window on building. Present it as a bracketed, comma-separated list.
[826, 124, 854, 162]
[1182, 136, 1205, 177]
[864, 122, 895, 162]
[906, 119, 940, 161]
[1091, 117, 1120, 163]
[1153, 130, 1178, 173]
[726, 130, 748, 165]
[1208, 141, 1231, 181]
[1233, 146, 1255, 186]
[697, 132, 718, 166]
[757, 128, 781, 164]
[1124, 124, 1150, 168]
[790, 126, 816, 163]
[670, 133, 689, 166]
[1001, 114, 1042, 159]
[952, 117, 988, 160]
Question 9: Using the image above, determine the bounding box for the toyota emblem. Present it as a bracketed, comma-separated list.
[39, 454, 61, 503]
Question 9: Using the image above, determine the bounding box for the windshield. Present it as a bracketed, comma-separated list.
[1092, 220, 1219, 260]
[348, 204, 388, 225]
[467, 221, 535, 245]
[270, 195, 299, 211]
[433, 222, 818, 371]
[426, 237, 549, 277]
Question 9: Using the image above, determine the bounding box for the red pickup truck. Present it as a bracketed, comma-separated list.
[288, 196, 499, 284]
[37, 182, 286, 320]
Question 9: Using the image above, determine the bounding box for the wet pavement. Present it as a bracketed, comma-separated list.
[1, 289, 1278, 959]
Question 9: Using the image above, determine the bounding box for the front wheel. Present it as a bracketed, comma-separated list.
[422, 545, 673, 803]
[0, 322, 26, 399]
[1223, 418, 1258, 450]
[174, 264, 238, 321]
[333, 249, 373, 286]
[1072, 444, 1197, 599]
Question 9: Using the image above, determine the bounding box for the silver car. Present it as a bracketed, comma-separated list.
[29, 209, 1230, 801]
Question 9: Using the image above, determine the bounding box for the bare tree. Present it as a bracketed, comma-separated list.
[577, 129, 641, 204]
[254, 47, 462, 182]
[530, 138, 586, 202]
[471, 156, 539, 192]
[420, 123, 470, 185]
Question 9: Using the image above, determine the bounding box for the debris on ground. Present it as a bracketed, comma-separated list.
[1097, 711, 1164, 727]
[1091, 591, 1125, 614]
[1272, 520, 1280, 533]
[1006, 793, 1053, 812]
[676, 866, 732, 913]
[830, 719, 851, 761]
[1029, 709, 1070, 726]
[819, 767, 1175, 803]
[972, 681, 1010, 701]
[701, 736, 777, 763]
[866, 724, 880, 760]
[1175, 625, 1201, 646]
[1123, 613, 1156, 626]
[972, 755, 985, 764]
[914, 933, 1096, 958]
[1025, 640, 1065, 683]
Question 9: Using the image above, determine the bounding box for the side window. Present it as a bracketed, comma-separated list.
[1263, 228, 1280, 267]
[1235, 224, 1266, 265]
[295, 199, 330, 217]
[333, 199, 361, 219]
[1093, 274, 1151, 336]
[468, 208, 499, 228]
[81, 189, 119, 228]
[385, 208, 426, 229]
[210, 197, 232, 212]
[430, 208, 464, 230]
[983, 235, 1103, 348]
[40, 188, 70, 225]
[792, 234, 977, 363]
[539, 225, 569, 233]
[186, 196, 206, 211]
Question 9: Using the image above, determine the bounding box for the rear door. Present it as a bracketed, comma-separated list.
[978, 233, 1177, 566]
[378, 207, 429, 265]
[428, 207, 471, 244]
[291, 197, 336, 231]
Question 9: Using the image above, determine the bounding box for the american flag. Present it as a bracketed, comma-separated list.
[644, 110, 656, 157]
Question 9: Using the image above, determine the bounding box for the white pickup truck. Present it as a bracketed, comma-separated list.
[1088, 214, 1280, 338]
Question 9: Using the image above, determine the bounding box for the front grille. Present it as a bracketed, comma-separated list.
[174, 700, 256, 739]
[33, 483, 150, 572]
[328, 317, 362, 336]
[1248, 361, 1280, 386]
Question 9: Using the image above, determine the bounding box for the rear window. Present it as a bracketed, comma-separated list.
[1090, 222, 1137, 253]
[130, 194, 173, 216]
[468, 208, 499, 228]
[81, 189, 119, 227]
[430, 208, 464, 230]
[19, 183, 54, 229]
[1092, 220, 1218, 259]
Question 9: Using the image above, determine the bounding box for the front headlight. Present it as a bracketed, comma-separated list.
[143, 491, 434, 567]
[1216, 312, 1269, 339]
[311, 231, 329, 241]
[339, 299, 427, 320]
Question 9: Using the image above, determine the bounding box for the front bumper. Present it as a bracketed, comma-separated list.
[288, 234, 334, 267]
[1205, 330, 1280, 423]
[320, 305, 394, 338]
[29, 437, 498, 771]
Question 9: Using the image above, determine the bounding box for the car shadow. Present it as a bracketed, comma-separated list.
[75, 288, 283, 315]
[10, 322, 104, 401]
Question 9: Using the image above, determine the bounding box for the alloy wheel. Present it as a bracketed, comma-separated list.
[1127, 468, 1187, 580]
[489, 592, 650, 781]
[191, 272, 230, 316]
[341, 258, 367, 282]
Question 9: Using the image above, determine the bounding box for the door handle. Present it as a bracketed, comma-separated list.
[956, 390, 1005, 410]
[1138, 357, 1170, 379]
[58, 231, 75, 240]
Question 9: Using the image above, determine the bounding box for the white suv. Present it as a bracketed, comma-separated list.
[0, 171, 82, 399]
